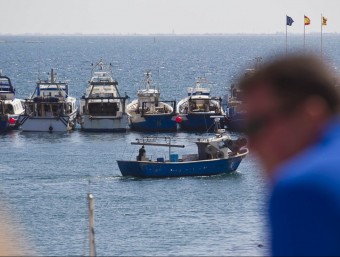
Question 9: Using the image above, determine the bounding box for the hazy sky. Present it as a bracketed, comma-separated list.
[1, 0, 340, 34]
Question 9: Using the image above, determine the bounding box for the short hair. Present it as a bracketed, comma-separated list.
[239, 54, 340, 114]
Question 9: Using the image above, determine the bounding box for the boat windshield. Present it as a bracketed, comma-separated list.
[0, 103, 14, 115]
[90, 93, 114, 98]
[25, 102, 66, 117]
[0, 78, 11, 92]
[88, 102, 120, 116]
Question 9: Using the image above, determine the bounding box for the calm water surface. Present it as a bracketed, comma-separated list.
[1, 35, 340, 256]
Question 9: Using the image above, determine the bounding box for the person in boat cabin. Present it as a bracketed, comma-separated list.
[239, 54, 340, 256]
[137, 145, 146, 161]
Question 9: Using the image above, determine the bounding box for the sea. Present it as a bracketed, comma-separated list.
[1, 34, 340, 256]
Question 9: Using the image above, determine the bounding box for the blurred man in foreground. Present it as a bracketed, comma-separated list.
[239, 54, 340, 256]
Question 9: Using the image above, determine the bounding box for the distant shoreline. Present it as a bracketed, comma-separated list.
[0, 32, 339, 37]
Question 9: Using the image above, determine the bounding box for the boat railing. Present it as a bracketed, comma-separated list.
[23, 101, 69, 117]
[132, 136, 185, 161]
[90, 59, 114, 79]
[90, 81, 118, 86]
[84, 96, 128, 101]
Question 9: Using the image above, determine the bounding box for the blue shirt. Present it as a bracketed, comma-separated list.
[269, 118, 340, 256]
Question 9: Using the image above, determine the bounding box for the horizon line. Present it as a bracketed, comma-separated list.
[0, 32, 339, 37]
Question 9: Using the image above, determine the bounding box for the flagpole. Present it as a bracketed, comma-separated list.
[304, 15, 306, 50]
[321, 14, 323, 56]
[286, 15, 288, 55]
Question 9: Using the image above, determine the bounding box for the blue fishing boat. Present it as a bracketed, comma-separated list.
[223, 83, 246, 132]
[0, 72, 24, 132]
[126, 71, 177, 132]
[117, 124, 248, 178]
[223, 57, 262, 132]
[176, 77, 224, 132]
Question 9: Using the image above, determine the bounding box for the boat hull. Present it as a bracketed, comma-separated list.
[0, 120, 10, 132]
[19, 113, 77, 132]
[80, 115, 128, 132]
[225, 115, 245, 132]
[117, 155, 244, 178]
[129, 114, 177, 132]
[0, 115, 21, 132]
[179, 113, 223, 132]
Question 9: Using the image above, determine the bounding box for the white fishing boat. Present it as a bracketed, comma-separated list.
[79, 59, 129, 132]
[126, 71, 177, 132]
[0, 71, 24, 132]
[19, 69, 77, 132]
[176, 77, 225, 132]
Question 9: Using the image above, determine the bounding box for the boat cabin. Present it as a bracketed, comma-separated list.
[86, 100, 120, 116]
[136, 88, 164, 113]
[0, 100, 23, 115]
[23, 70, 77, 118]
[81, 76, 125, 117]
[0, 75, 15, 101]
[0, 75, 24, 117]
[187, 96, 221, 113]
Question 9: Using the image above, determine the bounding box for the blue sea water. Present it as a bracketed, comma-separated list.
[1, 34, 340, 256]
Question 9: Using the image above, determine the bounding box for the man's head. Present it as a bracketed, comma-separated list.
[239, 54, 340, 178]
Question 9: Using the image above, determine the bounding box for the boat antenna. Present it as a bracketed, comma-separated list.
[145, 70, 152, 90]
[157, 68, 160, 91]
[50, 68, 55, 83]
[99, 58, 104, 70]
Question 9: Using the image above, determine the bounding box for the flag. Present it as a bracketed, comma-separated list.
[304, 15, 311, 25]
[322, 16, 327, 26]
[286, 16, 294, 26]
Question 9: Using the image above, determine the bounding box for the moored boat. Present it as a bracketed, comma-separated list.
[0, 71, 24, 132]
[176, 77, 225, 132]
[19, 69, 78, 132]
[117, 121, 248, 178]
[78, 59, 129, 132]
[223, 83, 246, 132]
[126, 71, 177, 132]
[224, 57, 262, 132]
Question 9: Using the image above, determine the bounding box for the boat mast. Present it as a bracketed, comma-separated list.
[145, 71, 152, 90]
[50, 69, 55, 83]
[88, 193, 96, 257]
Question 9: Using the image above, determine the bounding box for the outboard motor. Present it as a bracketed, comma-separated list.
[223, 137, 247, 153]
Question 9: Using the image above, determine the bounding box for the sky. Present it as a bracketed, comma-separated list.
[1, 0, 340, 35]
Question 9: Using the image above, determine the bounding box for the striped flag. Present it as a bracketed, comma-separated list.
[304, 15, 311, 25]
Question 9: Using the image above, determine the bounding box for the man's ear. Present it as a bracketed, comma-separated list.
[303, 96, 331, 120]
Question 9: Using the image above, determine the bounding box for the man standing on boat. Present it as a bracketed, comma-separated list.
[239, 54, 340, 256]
[137, 145, 146, 161]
